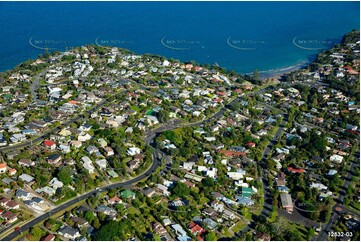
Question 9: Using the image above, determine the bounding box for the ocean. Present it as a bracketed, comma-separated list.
[0, 1, 359, 75]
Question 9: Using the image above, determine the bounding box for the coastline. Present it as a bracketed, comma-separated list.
[244, 60, 309, 81]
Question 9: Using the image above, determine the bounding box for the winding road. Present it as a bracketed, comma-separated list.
[1, 83, 273, 241]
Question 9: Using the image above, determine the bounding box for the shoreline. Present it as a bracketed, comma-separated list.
[244, 60, 309, 81]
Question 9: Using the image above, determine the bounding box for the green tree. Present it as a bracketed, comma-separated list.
[170, 181, 190, 197]
[306, 227, 315, 240]
[253, 69, 259, 81]
[58, 166, 72, 185]
[30, 226, 46, 239]
[202, 177, 215, 187]
[84, 211, 96, 224]
[158, 109, 170, 123]
[94, 220, 130, 240]
[205, 231, 218, 241]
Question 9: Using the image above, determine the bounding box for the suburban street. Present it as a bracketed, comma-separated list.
[1, 84, 271, 241]
[233, 120, 286, 238]
[315, 149, 360, 241]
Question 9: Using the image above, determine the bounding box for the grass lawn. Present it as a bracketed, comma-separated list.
[50, 222, 63, 232]
[242, 210, 253, 220]
[199, 196, 209, 205]
[221, 228, 234, 238]
[130, 105, 141, 112]
[267, 209, 278, 223]
[231, 220, 246, 233]
[350, 201, 360, 211]
[126, 206, 141, 215]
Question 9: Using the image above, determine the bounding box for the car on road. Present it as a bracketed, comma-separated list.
[14, 227, 20, 231]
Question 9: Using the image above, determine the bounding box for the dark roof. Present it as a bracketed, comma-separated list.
[48, 153, 61, 160]
[58, 226, 78, 236]
[142, 187, 155, 196]
[71, 217, 88, 225]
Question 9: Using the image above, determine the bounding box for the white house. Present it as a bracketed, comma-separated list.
[227, 170, 246, 180]
[183, 162, 195, 171]
[95, 159, 107, 169]
[330, 154, 343, 164]
[78, 132, 92, 142]
[156, 184, 170, 196]
[127, 147, 141, 156]
[49, 178, 64, 190]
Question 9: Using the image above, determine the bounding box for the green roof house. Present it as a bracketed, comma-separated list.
[241, 187, 254, 198]
[120, 189, 136, 199]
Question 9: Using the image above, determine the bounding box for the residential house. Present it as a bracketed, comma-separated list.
[70, 140, 82, 148]
[0, 211, 18, 223]
[203, 218, 218, 230]
[203, 208, 217, 217]
[81, 156, 95, 174]
[222, 209, 235, 220]
[156, 184, 170, 196]
[153, 222, 167, 235]
[18, 174, 34, 183]
[96, 205, 117, 216]
[59, 144, 70, 153]
[0, 197, 10, 207]
[188, 222, 206, 236]
[71, 217, 89, 229]
[227, 171, 246, 180]
[0, 163, 7, 173]
[128, 159, 140, 170]
[120, 189, 136, 200]
[58, 226, 81, 240]
[15, 189, 32, 200]
[86, 145, 99, 155]
[171, 224, 190, 241]
[5, 150, 20, 160]
[253, 232, 271, 241]
[104, 147, 114, 156]
[44, 140, 57, 150]
[236, 196, 255, 206]
[49, 178, 64, 190]
[287, 167, 305, 174]
[330, 154, 343, 164]
[127, 147, 141, 156]
[108, 196, 122, 205]
[210, 200, 224, 213]
[97, 138, 107, 148]
[142, 187, 156, 197]
[78, 132, 92, 142]
[163, 218, 172, 226]
[41, 234, 55, 241]
[95, 159, 107, 169]
[47, 154, 62, 165]
[276, 172, 286, 186]
[241, 187, 254, 198]
[280, 193, 293, 213]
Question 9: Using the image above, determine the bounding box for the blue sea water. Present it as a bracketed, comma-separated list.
[0, 1, 359, 75]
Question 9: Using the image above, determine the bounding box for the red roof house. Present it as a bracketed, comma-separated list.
[245, 142, 256, 148]
[218, 150, 246, 157]
[287, 167, 305, 174]
[44, 140, 56, 149]
[189, 222, 206, 236]
[42, 234, 55, 241]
